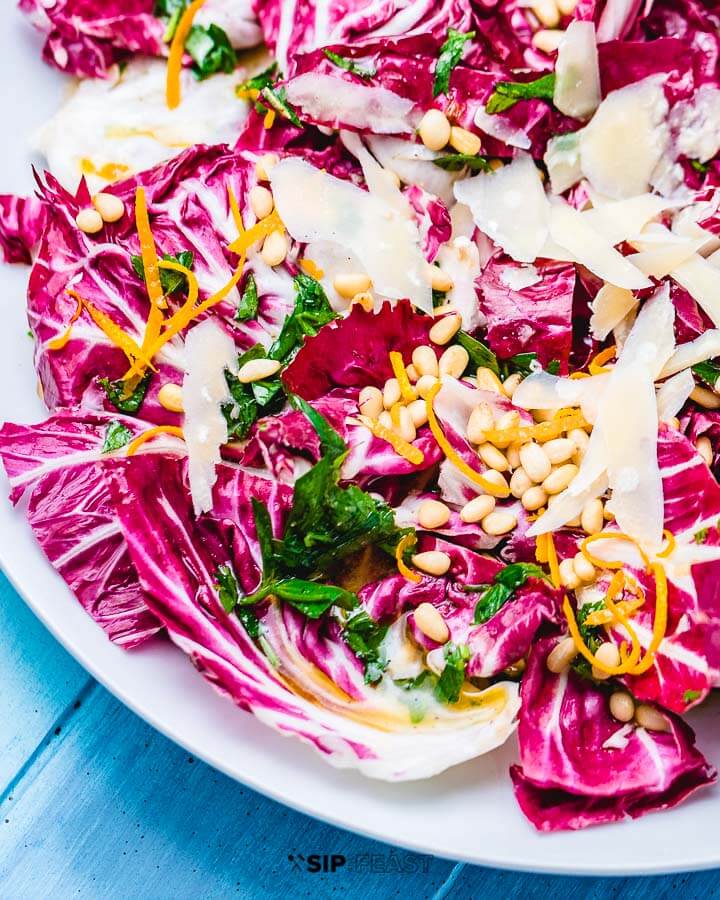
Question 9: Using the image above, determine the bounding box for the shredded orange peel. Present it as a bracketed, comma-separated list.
[483, 406, 588, 448]
[396, 533, 422, 584]
[126, 425, 185, 457]
[425, 381, 510, 499]
[227, 184, 245, 235]
[166, 0, 206, 110]
[358, 414, 424, 466]
[588, 345, 617, 376]
[48, 293, 83, 351]
[299, 259, 324, 279]
[389, 351, 417, 404]
[228, 209, 284, 255]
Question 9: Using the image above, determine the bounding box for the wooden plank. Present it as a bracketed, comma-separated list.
[0, 685, 456, 898]
[0, 572, 91, 789]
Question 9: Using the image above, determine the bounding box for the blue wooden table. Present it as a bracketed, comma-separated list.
[1, 570, 718, 898]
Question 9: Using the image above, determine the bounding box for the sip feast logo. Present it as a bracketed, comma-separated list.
[288, 853, 346, 873]
[287, 850, 431, 874]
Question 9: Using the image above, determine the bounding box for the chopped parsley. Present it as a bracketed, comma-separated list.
[434, 642, 470, 704]
[683, 689, 702, 705]
[323, 49, 376, 80]
[486, 73, 556, 115]
[131, 250, 194, 296]
[259, 85, 303, 127]
[235, 273, 259, 322]
[694, 527, 709, 544]
[433, 28, 475, 97]
[215, 564, 240, 614]
[236, 63, 279, 96]
[101, 421, 133, 453]
[454, 331, 546, 379]
[342, 608, 389, 684]
[692, 360, 720, 390]
[99, 372, 152, 415]
[468, 563, 547, 624]
[185, 24, 237, 79]
[432, 153, 492, 172]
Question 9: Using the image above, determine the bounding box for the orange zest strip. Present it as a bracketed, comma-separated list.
[545, 532, 561, 588]
[227, 184, 245, 236]
[48, 294, 83, 351]
[263, 109, 276, 129]
[580, 531, 651, 572]
[563, 595, 641, 676]
[68, 290, 157, 371]
[569, 371, 591, 380]
[359, 415, 424, 465]
[535, 532, 548, 565]
[425, 381, 510, 498]
[389, 402, 403, 430]
[80, 159, 130, 181]
[166, 0, 206, 110]
[588, 345, 617, 376]
[657, 529, 676, 559]
[389, 351, 417, 404]
[483, 408, 587, 448]
[126, 425, 185, 457]
[626, 563, 668, 675]
[396, 533, 421, 584]
[299, 258, 324, 279]
[228, 209, 284, 255]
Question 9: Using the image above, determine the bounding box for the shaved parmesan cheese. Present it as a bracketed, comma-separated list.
[500, 264, 541, 290]
[271, 157, 432, 313]
[474, 106, 531, 150]
[671, 254, 720, 326]
[285, 73, 416, 134]
[544, 132, 583, 195]
[436, 235, 483, 330]
[554, 21, 601, 120]
[590, 284, 638, 340]
[669, 84, 720, 164]
[548, 202, 651, 290]
[656, 369, 694, 421]
[581, 193, 673, 246]
[366, 136, 459, 205]
[579, 78, 669, 199]
[628, 236, 706, 278]
[512, 370, 608, 423]
[454, 153, 548, 263]
[182, 319, 238, 516]
[602, 723, 635, 751]
[662, 329, 720, 378]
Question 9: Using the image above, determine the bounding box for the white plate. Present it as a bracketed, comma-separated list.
[2, 7, 720, 876]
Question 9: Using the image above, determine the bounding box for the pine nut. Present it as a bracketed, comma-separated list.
[482, 510, 517, 536]
[559, 558, 580, 589]
[260, 230, 288, 267]
[92, 192, 125, 223]
[543, 438, 575, 464]
[448, 125, 482, 156]
[467, 402, 494, 444]
[488, 158, 504, 171]
[531, 0, 560, 28]
[418, 499, 451, 529]
[532, 29, 564, 53]
[460, 494, 496, 523]
[502, 373, 523, 398]
[478, 442, 509, 472]
[568, 428, 589, 453]
[482, 469, 509, 492]
[426, 647, 446, 675]
[429, 313, 461, 346]
[519, 442, 552, 483]
[255, 152, 279, 181]
[543, 463, 578, 495]
[76, 208, 104, 234]
[412, 345, 439, 377]
[383, 378, 402, 409]
[510, 467, 533, 498]
[506, 442, 522, 469]
[157, 382, 184, 413]
[418, 108, 451, 151]
[358, 385, 383, 420]
[433, 303, 457, 316]
[696, 435, 713, 466]
[414, 602, 450, 643]
[416, 374, 439, 399]
[408, 398, 429, 428]
[439, 345, 469, 379]
[635, 703, 671, 733]
[397, 406, 417, 443]
[609, 691, 635, 724]
[412, 551, 452, 577]
[492, 410, 520, 448]
[378, 410, 393, 430]
[249, 184, 274, 220]
[546, 636, 578, 673]
[406, 364, 419, 383]
[334, 272, 372, 299]
[556, 0, 578, 13]
[476, 366, 504, 393]
[427, 265, 454, 293]
[592, 641, 621, 680]
[573, 552, 596, 584]
[581, 498, 604, 535]
[238, 357, 282, 383]
[690, 385, 720, 409]
[522, 485, 548, 511]
[352, 291, 375, 311]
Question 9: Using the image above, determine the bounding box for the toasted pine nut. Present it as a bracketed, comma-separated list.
[531, 0, 560, 28]
[429, 313, 461, 346]
[358, 385, 383, 420]
[546, 636, 578, 673]
[397, 406, 417, 443]
[351, 291, 374, 311]
[502, 373, 523, 398]
[255, 152, 279, 181]
[383, 378, 402, 409]
[519, 442, 552, 483]
[412, 551, 452, 577]
[412, 345, 439, 377]
[157, 382, 184, 413]
[492, 410, 520, 448]
[406, 364, 419, 383]
[559, 558, 580, 589]
[414, 602, 450, 643]
[460, 494, 496, 523]
[76, 208, 104, 234]
[448, 125, 482, 156]
[690, 385, 720, 409]
[510, 467, 533, 498]
[408, 398, 429, 428]
[609, 691, 635, 724]
[432, 302, 457, 316]
[427, 265, 454, 293]
[334, 272, 372, 299]
[439, 345, 469, 379]
[467, 402, 494, 444]
[238, 357, 282, 383]
[482, 469, 510, 492]
[581, 498, 604, 535]
[543, 438, 575, 464]
[476, 366, 504, 393]
[418, 499, 451, 530]
[260, 230, 288, 267]
[568, 428, 589, 453]
[92, 192, 125, 223]
[592, 641, 621, 680]
[635, 703, 671, 733]
[418, 108, 451, 151]
[506, 442, 522, 469]
[556, 0, 578, 13]
[696, 435, 713, 466]
[416, 374, 439, 399]
[543, 463, 578, 495]
[573, 552, 596, 584]
[478, 442, 509, 472]
[482, 510, 517, 536]
[532, 28, 564, 53]
[378, 410, 393, 430]
[249, 184, 274, 220]
[521, 485, 548, 511]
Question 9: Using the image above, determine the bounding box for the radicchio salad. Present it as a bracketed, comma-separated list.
[2, 0, 720, 834]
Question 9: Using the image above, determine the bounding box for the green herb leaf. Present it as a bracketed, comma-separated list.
[274, 579, 359, 618]
[683, 689, 702, 705]
[185, 24, 237, 79]
[505, 352, 538, 378]
[154, 0, 186, 41]
[131, 250, 194, 296]
[215, 564, 239, 613]
[101, 421, 133, 454]
[472, 562, 546, 624]
[432, 153, 491, 172]
[260, 85, 303, 127]
[433, 29, 475, 97]
[455, 330, 500, 375]
[692, 360, 720, 389]
[235, 273, 259, 322]
[99, 372, 152, 415]
[473, 583, 514, 624]
[267, 273, 338, 362]
[547, 359, 561, 375]
[236, 607, 261, 639]
[694, 527, 709, 544]
[434, 642, 470, 704]
[236, 63, 279, 96]
[343, 609, 389, 684]
[690, 160, 710, 175]
[486, 73, 556, 115]
[323, 49, 376, 80]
